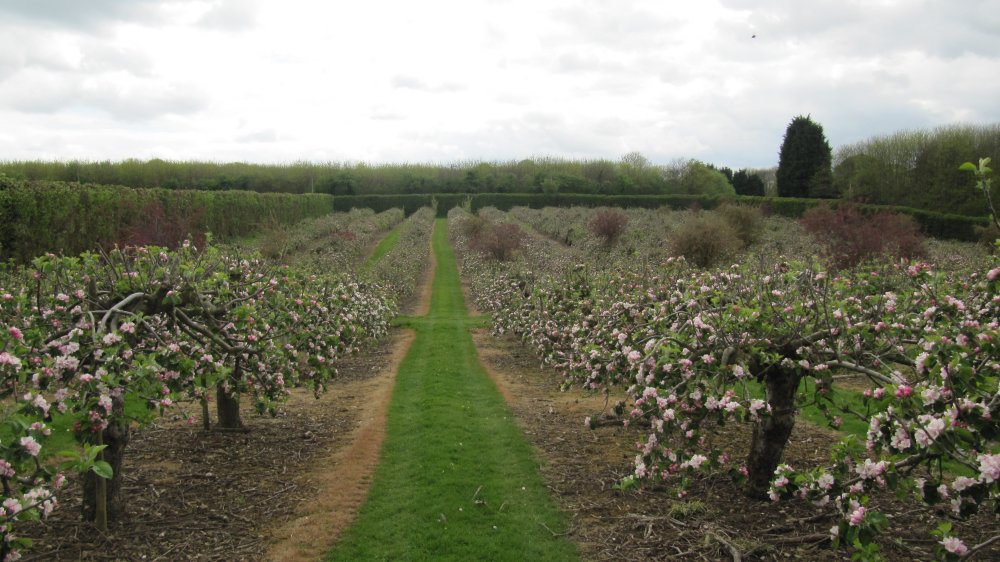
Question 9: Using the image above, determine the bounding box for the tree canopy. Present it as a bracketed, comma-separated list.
[777, 115, 834, 198]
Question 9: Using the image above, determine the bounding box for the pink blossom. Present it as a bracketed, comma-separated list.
[817, 473, 835, 490]
[978, 453, 1000, 483]
[848, 506, 866, 526]
[987, 267, 1000, 281]
[856, 459, 887, 479]
[951, 476, 976, 492]
[922, 386, 941, 405]
[940, 536, 968, 555]
[891, 427, 912, 451]
[98, 395, 113, 414]
[0, 352, 21, 369]
[31, 394, 50, 415]
[895, 385, 912, 398]
[19, 435, 41, 457]
[8, 326, 23, 340]
[686, 454, 708, 470]
[2, 498, 21, 515]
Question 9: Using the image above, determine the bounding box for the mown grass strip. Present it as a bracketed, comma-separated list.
[327, 219, 577, 561]
[362, 221, 404, 271]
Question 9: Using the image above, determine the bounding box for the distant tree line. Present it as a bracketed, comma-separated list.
[2, 119, 994, 217]
[833, 123, 1000, 216]
[0, 155, 770, 199]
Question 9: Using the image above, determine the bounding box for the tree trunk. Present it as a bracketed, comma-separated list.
[200, 373, 211, 431]
[216, 359, 243, 429]
[745, 366, 801, 499]
[82, 395, 129, 523]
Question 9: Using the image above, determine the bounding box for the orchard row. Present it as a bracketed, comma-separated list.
[451, 205, 999, 560]
[0, 207, 433, 561]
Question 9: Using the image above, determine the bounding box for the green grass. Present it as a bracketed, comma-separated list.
[327, 219, 577, 561]
[748, 378, 979, 477]
[362, 221, 404, 271]
[744, 378, 869, 438]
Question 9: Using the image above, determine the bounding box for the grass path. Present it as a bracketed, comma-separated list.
[327, 219, 578, 561]
[362, 220, 404, 271]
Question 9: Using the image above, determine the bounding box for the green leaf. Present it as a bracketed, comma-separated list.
[86, 444, 108, 462]
[933, 521, 952, 536]
[91, 460, 114, 479]
[958, 162, 977, 172]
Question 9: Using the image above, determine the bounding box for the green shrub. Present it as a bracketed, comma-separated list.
[717, 202, 764, 245]
[669, 212, 743, 268]
[975, 223, 1000, 251]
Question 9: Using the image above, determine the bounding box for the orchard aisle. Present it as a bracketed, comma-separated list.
[326, 219, 578, 561]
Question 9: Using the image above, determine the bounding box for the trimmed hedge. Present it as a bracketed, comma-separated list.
[0, 179, 983, 264]
[0, 178, 334, 262]
[332, 193, 989, 241]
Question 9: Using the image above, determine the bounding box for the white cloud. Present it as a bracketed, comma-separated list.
[0, 0, 998, 168]
[197, 0, 260, 30]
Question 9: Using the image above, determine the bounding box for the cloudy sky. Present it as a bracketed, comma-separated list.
[1, 0, 998, 168]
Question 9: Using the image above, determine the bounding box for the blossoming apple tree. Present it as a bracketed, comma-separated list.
[0, 240, 393, 560]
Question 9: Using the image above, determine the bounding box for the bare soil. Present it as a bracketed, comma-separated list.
[265, 330, 414, 561]
[472, 329, 1000, 562]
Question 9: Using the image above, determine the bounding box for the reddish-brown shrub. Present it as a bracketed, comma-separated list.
[800, 204, 925, 270]
[588, 208, 629, 245]
[461, 214, 488, 240]
[472, 222, 525, 261]
[121, 199, 206, 249]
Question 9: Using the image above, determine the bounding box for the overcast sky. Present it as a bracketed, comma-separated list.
[1, 0, 998, 169]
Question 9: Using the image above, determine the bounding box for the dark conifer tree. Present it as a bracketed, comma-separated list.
[777, 115, 834, 198]
[732, 169, 765, 196]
